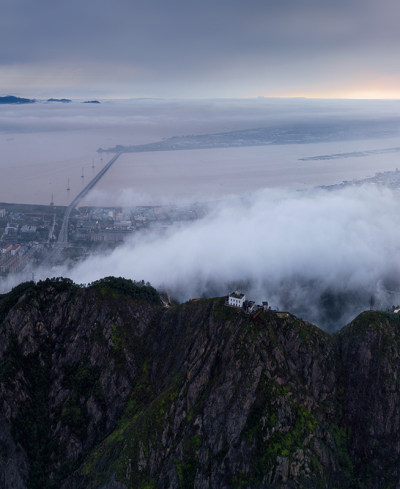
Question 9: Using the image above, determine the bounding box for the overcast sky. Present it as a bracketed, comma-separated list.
[1, 0, 400, 99]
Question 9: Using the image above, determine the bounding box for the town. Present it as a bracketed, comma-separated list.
[0, 202, 208, 276]
[318, 168, 400, 192]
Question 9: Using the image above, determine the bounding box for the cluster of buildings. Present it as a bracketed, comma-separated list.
[227, 290, 271, 314]
[70, 204, 207, 245]
[0, 205, 59, 243]
[70, 207, 132, 244]
[319, 169, 400, 192]
[0, 242, 41, 275]
[0, 201, 208, 277]
[0, 204, 58, 276]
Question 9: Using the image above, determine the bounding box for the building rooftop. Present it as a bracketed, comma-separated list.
[229, 291, 245, 299]
[21, 225, 37, 233]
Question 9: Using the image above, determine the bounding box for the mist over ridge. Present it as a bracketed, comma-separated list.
[2, 98, 400, 331]
[38, 184, 399, 332]
[6, 1, 400, 485]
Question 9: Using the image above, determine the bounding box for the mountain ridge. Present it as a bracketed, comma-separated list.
[1, 277, 399, 488]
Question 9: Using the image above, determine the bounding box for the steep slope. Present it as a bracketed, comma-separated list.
[337, 311, 400, 488]
[1, 278, 400, 488]
[66, 301, 341, 489]
[0, 277, 162, 489]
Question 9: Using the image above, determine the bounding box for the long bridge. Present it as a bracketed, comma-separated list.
[56, 152, 122, 247]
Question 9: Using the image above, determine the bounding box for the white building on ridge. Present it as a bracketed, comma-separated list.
[228, 290, 246, 308]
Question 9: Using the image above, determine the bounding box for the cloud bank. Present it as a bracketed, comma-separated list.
[2, 99, 400, 330]
[37, 185, 400, 331]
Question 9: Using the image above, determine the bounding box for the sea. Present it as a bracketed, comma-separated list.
[1, 98, 400, 207]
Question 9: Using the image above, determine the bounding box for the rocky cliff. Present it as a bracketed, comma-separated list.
[1, 277, 400, 489]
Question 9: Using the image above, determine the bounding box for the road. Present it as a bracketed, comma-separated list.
[47, 213, 56, 244]
[56, 152, 122, 247]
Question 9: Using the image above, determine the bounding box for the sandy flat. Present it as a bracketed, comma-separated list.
[80, 137, 400, 206]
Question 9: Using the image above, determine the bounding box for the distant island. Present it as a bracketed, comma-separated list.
[0, 96, 101, 105]
[0, 95, 35, 104]
[47, 98, 72, 103]
[98, 119, 400, 154]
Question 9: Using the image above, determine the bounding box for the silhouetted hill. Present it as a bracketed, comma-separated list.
[47, 98, 72, 103]
[1, 277, 400, 488]
[0, 96, 35, 104]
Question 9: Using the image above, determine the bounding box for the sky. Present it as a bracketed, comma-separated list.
[1, 0, 400, 99]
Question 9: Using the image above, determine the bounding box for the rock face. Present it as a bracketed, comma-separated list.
[1, 278, 400, 488]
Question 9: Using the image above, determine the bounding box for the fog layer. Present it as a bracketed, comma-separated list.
[2, 99, 400, 330]
[51, 185, 400, 331]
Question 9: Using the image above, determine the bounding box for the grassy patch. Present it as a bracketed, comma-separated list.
[239, 375, 319, 486]
[89, 276, 161, 304]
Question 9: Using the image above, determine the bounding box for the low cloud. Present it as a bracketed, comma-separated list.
[42, 184, 400, 331]
[2, 100, 400, 330]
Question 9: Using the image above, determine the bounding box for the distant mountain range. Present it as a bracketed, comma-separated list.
[0, 95, 100, 104]
[47, 98, 72, 103]
[0, 95, 35, 104]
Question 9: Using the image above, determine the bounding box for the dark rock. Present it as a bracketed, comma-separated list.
[1, 279, 400, 488]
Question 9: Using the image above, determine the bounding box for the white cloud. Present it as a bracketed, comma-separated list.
[57, 185, 400, 330]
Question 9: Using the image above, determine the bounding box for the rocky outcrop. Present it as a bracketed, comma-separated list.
[337, 311, 400, 488]
[0, 418, 29, 489]
[1, 278, 400, 488]
[0, 277, 162, 489]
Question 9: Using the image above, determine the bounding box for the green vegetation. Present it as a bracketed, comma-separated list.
[61, 362, 105, 439]
[341, 310, 400, 341]
[213, 297, 243, 321]
[80, 368, 182, 489]
[4, 280, 400, 489]
[36, 276, 77, 291]
[331, 426, 354, 484]
[176, 435, 203, 489]
[111, 324, 126, 369]
[61, 392, 88, 439]
[0, 280, 35, 322]
[175, 457, 197, 489]
[0, 277, 160, 327]
[89, 276, 161, 304]
[262, 403, 317, 463]
[238, 375, 319, 486]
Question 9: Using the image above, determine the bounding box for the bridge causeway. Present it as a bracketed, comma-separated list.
[56, 152, 122, 247]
